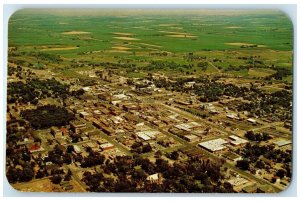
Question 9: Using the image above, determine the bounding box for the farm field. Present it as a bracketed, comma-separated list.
[8, 9, 293, 82]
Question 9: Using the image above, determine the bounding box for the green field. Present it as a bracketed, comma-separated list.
[8, 9, 293, 82]
[9, 9, 293, 53]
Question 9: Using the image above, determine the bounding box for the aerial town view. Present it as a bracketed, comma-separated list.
[6, 9, 293, 193]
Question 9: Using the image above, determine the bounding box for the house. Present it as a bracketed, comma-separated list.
[146, 173, 162, 183]
[184, 81, 196, 88]
[29, 144, 43, 153]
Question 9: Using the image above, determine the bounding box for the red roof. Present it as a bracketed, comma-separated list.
[60, 127, 68, 134]
[29, 144, 40, 151]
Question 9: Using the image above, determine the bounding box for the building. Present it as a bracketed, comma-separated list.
[100, 143, 114, 151]
[242, 184, 257, 193]
[50, 126, 63, 138]
[222, 151, 242, 162]
[257, 185, 275, 193]
[123, 104, 141, 111]
[137, 133, 151, 141]
[136, 130, 160, 141]
[29, 144, 43, 153]
[247, 118, 257, 124]
[146, 173, 162, 183]
[112, 93, 130, 100]
[73, 145, 81, 154]
[184, 81, 196, 88]
[98, 93, 111, 101]
[228, 135, 248, 146]
[70, 121, 86, 134]
[226, 113, 240, 120]
[274, 140, 292, 147]
[79, 111, 90, 119]
[182, 134, 199, 142]
[93, 120, 114, 135]
[260, 156, 275, 166]
[227, 177, 249, 187]
[198, 138, 228, 152]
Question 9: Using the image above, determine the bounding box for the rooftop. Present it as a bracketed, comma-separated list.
[198, 138, 228, 152]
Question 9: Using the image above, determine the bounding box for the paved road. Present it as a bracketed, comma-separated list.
[207, 60, 221, 73]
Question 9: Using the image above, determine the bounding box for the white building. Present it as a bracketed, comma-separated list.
[198, 138, 228, 152]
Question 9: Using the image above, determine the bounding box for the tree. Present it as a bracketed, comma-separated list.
[35, 169, 45, 179]
[276, 169, 286, 179]
[50, 175, 62, 184]
[168, 151, 179, 160]
[64, 169, 72, 181]
[154, 150, 162, 158]
[236, 159, 250, 171]
[19, 166, 34, 182]
[142, 144, 152, 153]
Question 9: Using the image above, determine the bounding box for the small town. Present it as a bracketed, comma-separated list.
[6, 64, 292, 193]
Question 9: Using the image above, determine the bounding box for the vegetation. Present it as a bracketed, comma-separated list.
[21, 105, 75, 129]
[81, 155, 233, 193]
[244, 131, 272, 142]
[7, 77, 69, 104]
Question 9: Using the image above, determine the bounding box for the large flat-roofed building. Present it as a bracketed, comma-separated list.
[136, 130, 160, 141]
[274, 139, 292, 147]
[227, 177, 249, 187]
[174, 121, 201, 132]
[174, 123, 192, 132]
[198, 138, 228, 152]
[100, 143, 114, 151]
[70, 121, 86, 134]
[137, 133, 151, 141]
[73, 145, 81, 154]
[182, 134, 199, 142]
[229, 135, 248, 146]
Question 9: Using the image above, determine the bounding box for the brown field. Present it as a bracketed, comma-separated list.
[225, 26, 242, 29]
[111, 46, 131, 50]
[113, 36, 140, 41]
[11, 178, 86, 192]
[158, 30, 197, 38]
[107, 50, 130, 53]
[158, 30, 192, 35]
[248, 68, 276, 77]
[61, 31, 90, 35]
[225, 42, 266, 47]
[40, 46, 79, 51]
[138, 43, 162, 48]
[113, 32, 134, 36]
[166, 34, 197, 38]
[157, 24, 179, 27]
